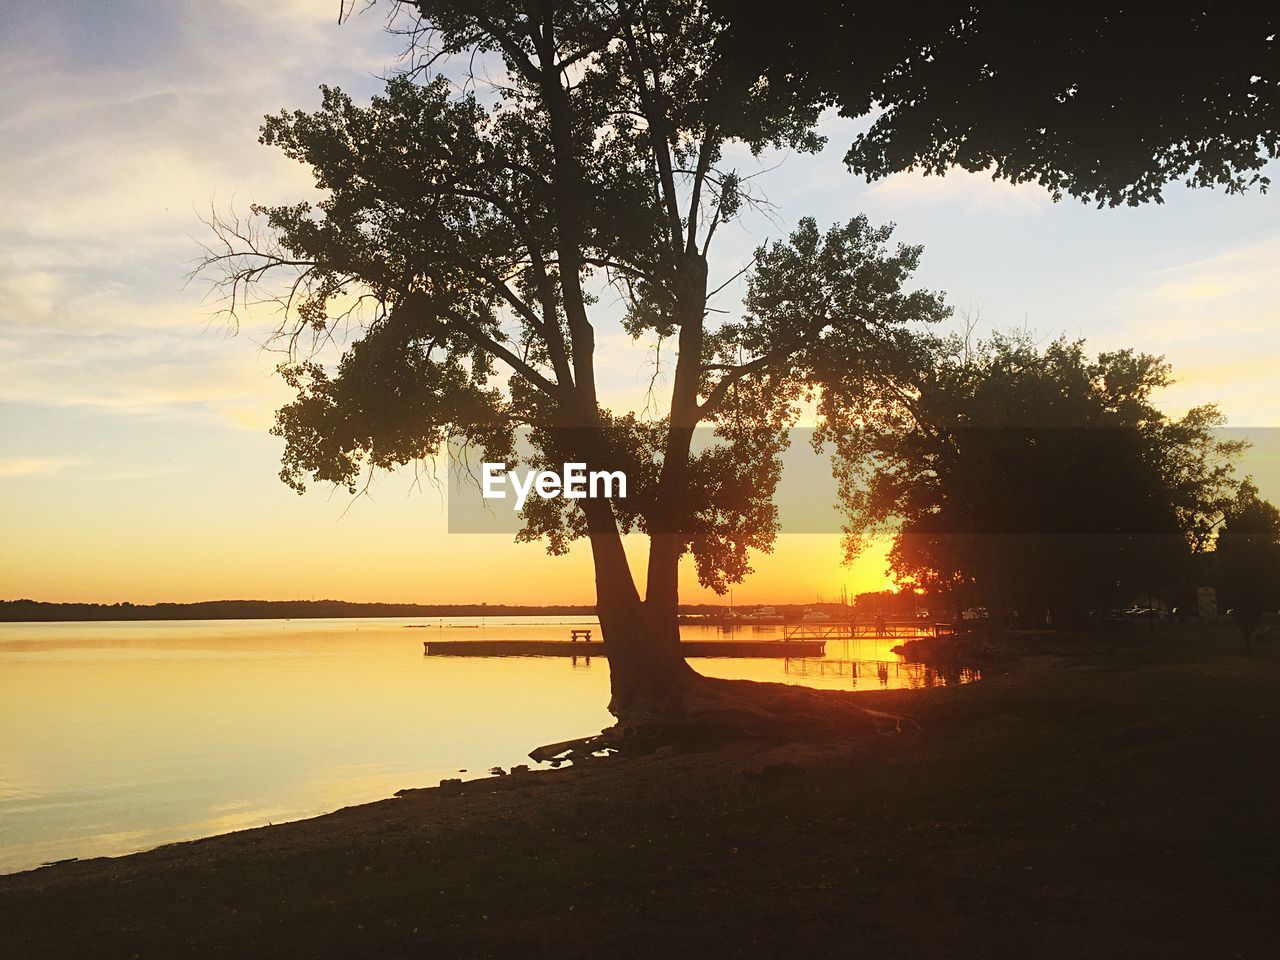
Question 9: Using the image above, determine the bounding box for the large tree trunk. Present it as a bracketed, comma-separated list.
[582, 500, 699, 723]
[598, 252, 712, 724]
[644, 251, 708, 627]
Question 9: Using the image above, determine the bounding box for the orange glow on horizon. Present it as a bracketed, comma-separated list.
[0, 515, 894, 608]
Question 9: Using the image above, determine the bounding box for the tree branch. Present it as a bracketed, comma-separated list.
[441, 308, 563, 401]
[698, 351, 778, 417]
[618, 10, 683, 256]
[685, 127, 717, 254]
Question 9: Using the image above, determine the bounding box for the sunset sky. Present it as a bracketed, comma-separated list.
[2, 1, 1278, 606]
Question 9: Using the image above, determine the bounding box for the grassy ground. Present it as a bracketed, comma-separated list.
[2, 624, 1277, 959]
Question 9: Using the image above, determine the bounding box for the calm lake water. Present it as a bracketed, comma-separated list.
[0, 617, 971, 873]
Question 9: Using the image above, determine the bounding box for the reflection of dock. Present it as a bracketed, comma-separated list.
[784, 657, 919, 679]
[677, 618, 954, 637]
[781, 622, 953, 641]
[784, 658, 981, 686]
[423, 639, 826, 658]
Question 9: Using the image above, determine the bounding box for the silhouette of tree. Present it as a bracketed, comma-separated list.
[1216, 481, 1280, 649]
[717, 4, 1279, 205]
[199, 2, 946, 724]
[826, 334, 1246, 628]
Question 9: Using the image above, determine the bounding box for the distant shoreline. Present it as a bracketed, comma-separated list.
[0, 598, 729, 623]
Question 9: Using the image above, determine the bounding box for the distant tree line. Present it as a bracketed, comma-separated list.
[0, 599, 716, 623]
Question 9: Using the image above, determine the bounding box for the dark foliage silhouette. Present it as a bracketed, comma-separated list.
[1216, 481, 1280, 648]
[718, 3, 1279, 205]
[826, 334, 1245, 627]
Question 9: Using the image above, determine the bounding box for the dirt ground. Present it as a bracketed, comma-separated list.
[2, 625, 1277, 959]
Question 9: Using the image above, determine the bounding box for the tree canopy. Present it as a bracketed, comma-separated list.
[716, 4, 1280, 205]
[240, 77, 943, 583]
[826, 334, 1245, 624]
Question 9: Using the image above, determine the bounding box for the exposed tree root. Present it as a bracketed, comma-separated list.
[530, 675, 923, 762]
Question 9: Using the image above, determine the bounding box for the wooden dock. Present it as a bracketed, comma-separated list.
[423, 639, 825, 658]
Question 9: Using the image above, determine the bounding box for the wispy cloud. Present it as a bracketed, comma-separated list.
[0, 457, 84, 478]
[94, 465, 189, 482]
[0, 0, 402, 429]
[1140, 236, 1280, 316]
[0, 321, 292, 429]
[866, 168, 1051, 214]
